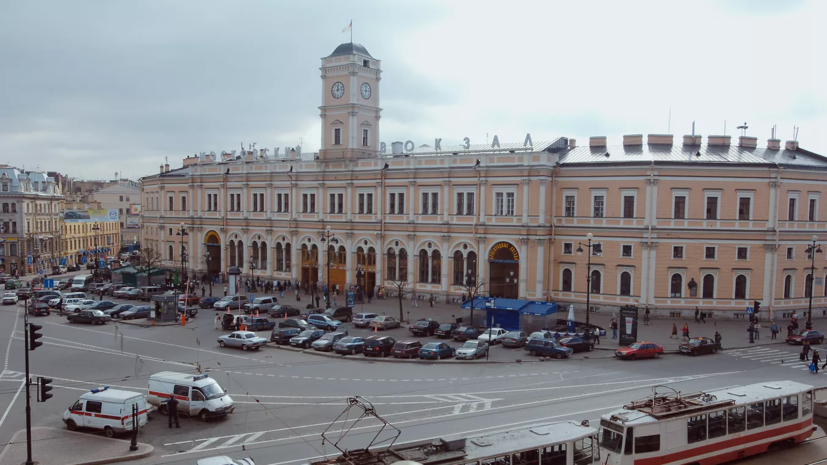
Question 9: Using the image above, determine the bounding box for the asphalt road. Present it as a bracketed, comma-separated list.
[1, 280, 827, 465]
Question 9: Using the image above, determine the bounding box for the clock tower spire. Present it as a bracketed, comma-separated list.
[319, 43, 382, 160]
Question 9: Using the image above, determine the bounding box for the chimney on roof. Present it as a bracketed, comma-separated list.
[160, 165, 164, 174]
[391, 141, 403, 155]
[568, 138, 577, 149]
[708, 135, 732, 146]
[164, 164, 170, 173]
[589, 136, 607, 147]
[683, 135, 702, 145]
[738, 136, 758, 148]
[785, 140, 799, 151]
[623, 135, 643, 145]
[647, 134, 673, 145]
[767, 138, 781, 150]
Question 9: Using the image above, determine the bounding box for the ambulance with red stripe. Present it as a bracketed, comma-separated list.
[147, 372, 235, 420]
[62, 386, 149, 438]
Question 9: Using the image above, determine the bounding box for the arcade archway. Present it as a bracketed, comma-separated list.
[488, 241, 519, 299]
[204, 230, 221, 276]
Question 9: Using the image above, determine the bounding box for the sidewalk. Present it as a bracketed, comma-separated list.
[351, 297, 796, 352]
[0, 427, 153, 465]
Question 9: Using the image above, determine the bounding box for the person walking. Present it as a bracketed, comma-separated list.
[201, 286, 206, 298]
[223, 285, 228, 297]
[694, 307, 700, 323]
[214, 313, 220, 330]
[412, 292, 418, 308]
[315, 294, 321, 308]
[771, 321, 779, 340]
[715, 331, 723, 349]
[682, 323, 689, 342]
[611, 316, 618, 339]
[748, 321, 755, 344]
[699, 310, 706, 324]
[167, 397, 180, 428]
[802, 341, 811, 361]
[592, 328, 600, 345]
[754, 321, 761, 340]
[671, 323, 678, 339]
[429, 294, 435, 307]
[812, 350, 821, 373]
[644, 307, 650, 326]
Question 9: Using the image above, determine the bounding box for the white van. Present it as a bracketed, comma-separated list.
[147, 372, 234, 420]
[72, 274, 94, 291]
[62, 387, 149, 437]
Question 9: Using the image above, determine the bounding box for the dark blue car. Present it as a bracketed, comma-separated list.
[334, 336, 365, 355]
[419, 342, 455, 360]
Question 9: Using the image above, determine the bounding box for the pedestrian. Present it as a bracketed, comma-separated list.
[167, 397, 180, 428]
[412, 292, 418, 308]
[813, 350, 821, 373]
[694, 307, 700, 323]
[671, 323, 678, 339]
[699, 310, 706, 324]
[682, 323, 689, 342]
[592, 328, 600, 345]
[754, 321, 761, 340]
[748, 321, 755, 344]
[801, 341, 811, 361]
[214, 313, 220, 329]
[295, 288, 300, 301]
[771, 321, 779, 340]
[644, 307, 650, 326]
[223, 285, 228, 297]
[611, 316, 618, 339]
[429, 294, 435, 307]
[333, 294, 338, 307]
[201, 286, 206, 298]
[99, 292, 103, 301]
[315, 294, 320, 308]
[715, 331, 722, 349]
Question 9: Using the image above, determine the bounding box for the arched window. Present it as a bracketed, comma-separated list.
[591, 270, 602, 294]
[260, 242, 267, 270]
[467, 252, 477, 281]
[276, 243, 284, 271]
[328, 245, 336, 265]
[784, 275, 792, 299]
[337, 246, 346, 265]
[562, 268, 573, 292]
[357, 247, 365, 266]
[310, 244, 318, 265]
[418, 250, 429, 283]
[237, 241, 244, 268]
[702, 274, 715, 299]
[805, 273, 813, 298]
[168, 244, 174, 261]
[399, 248, 408, 281]
[387, 248, 397, 281]
[431, 251, 441, 284]
[284, 243, 291, 269]
[619, 272, 631, 296]
[251, 241, 259, 269]
[734, 275, 747, 299]
[367, 247, 376, 267]
[670, 273, 682, 298]
[453, 251, 464, 285]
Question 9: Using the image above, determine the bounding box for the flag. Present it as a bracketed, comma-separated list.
[342, 20, 352, 33]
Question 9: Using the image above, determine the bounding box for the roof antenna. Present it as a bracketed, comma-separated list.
[771, 125, 776, 140]
[691, 121, 695, 137]
[794, 126, 800, 142]
[736, 122, 748, 137]
[723, 120, 726, 135]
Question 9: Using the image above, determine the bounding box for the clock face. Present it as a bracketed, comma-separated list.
[360, 82, 372, 99]
[331, 82, 345, 99]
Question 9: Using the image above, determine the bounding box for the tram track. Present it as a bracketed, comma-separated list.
[801, 435, 827, 465]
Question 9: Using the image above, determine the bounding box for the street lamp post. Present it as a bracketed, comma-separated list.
[806, 235, 822, 330]
[320, 226, 336, 309]
[203, 251, 212, 296]
[175, 224, 188, 292]
[91, 222, 101, 281]
[576, 233, 596, 326]
[249, 255, 256, 292]
[355, 264, 365, 303]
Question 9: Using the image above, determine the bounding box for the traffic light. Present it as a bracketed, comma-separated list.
[754, 300, 761, 314]
[37, 377, 53, 402]
[28, 324, 43, 351]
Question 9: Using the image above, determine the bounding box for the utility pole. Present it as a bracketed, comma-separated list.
[23, 299, 33, 465]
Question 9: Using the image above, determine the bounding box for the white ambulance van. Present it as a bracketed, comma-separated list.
[147, 372, 235, 420]
[62, 386, 149, 437]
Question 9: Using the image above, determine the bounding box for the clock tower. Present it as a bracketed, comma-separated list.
[319, 43, 382, 160]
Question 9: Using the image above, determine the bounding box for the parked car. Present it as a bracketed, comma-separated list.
[363, 335, 396, 357]
[500, 331, 528, 348]
[2, 292, 18, 305]
[67, 310, 111, 325]
[452, 326, 483, 342]
[66, 299, 96, 313]
[353, 312, 379, 328]
[103, 304, 133, 319]
[369, 316, 401, 331]
[125, 288, 142, 300]
[57, 278, 72, 290]
[119, 306, 152, 320]
[524, 338, 573, 359]
[528, 330, 554, 341]
[434, 323, 458, 338]
[558, 337, 594, 353]
[290, 329, 325, 349]
[301, 308, 326, 320]
[323, 306, 353, 323]
[307, 314, 342, 331]
[679, 337, 721, 355]
[214, 295, 249, 310]
[199, 297, 221, 309]
[268, 304, 301, 318]
[419, 342, 455, 360]
[615, 342, 664, 360]
[243, 296, 279, 314]
[270, 328, 301, 345]
[333, 336, 365, 355]
[218, 331, 267, 351]
[113, 287, 135, 299]
[239, 316, 275, 332]
[278, 318, 310, 330]
[27, 301, 51, 316]
[16, 287, 32, 300]
[409, 319, 440, 337]
[477, 328, 509, 344]
[312, 331, 349, 351]
[87, 301, 117, 312]
[107, 284, 128, 296]
[179, 294, 201, 306]
[95, 284, 113, 296]
[392, 340, 422, 359]
[455, 340, 488, 360]
[786, 330, 825, 345]
[138, 286, 164, 301]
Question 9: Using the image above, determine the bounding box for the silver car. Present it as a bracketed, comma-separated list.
[368, 316, 401, 330]
[353, 312, 379, 328]
[217, 331, 267, 351]
[455, 340, 489, 360]
[311, 331, 348, 352]
[243, 296, 279, 314]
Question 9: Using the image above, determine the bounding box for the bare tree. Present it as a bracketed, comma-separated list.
[136, 247, 163, 284]
[460, 279, 486, 327]
[388, 279, 407, 323]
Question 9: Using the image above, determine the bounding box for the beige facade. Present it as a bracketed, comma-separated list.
[140, 43, 827, 320]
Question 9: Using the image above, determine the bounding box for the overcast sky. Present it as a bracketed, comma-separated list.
[1, 0, 825, 181]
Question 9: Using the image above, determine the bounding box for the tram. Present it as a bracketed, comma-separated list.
[597, 381, 816, 465]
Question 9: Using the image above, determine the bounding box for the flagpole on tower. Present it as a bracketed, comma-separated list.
[350, 19, 353, 43]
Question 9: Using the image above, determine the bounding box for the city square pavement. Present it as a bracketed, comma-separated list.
[0, 427, 152, 465]
[0, 272, 824, 465]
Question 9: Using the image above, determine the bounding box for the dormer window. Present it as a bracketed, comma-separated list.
[363, 59, 370, 68]
[1, 184, 7, 192]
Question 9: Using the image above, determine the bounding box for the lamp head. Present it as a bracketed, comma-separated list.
[576, 245, 584, 255]
[813, 235, 819, 243]
[586, 233, 593, 240]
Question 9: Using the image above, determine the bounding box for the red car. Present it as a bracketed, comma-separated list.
[178, 295, 201, 306]
[786, 330, 824, 345]
[615, 341, 664, 360]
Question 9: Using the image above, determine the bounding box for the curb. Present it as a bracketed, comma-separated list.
[0, 427, 154, 465]
[72, 444, 155, 465]
[268, 344, 516, 364]
[116, 319, 180, 327]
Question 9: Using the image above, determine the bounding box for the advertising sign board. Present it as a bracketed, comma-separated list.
[63, 209, 119, 223]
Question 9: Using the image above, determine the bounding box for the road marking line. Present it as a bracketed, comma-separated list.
[220, 434, 247, 446]
[0, 380, 25, 429]
[189, 437, 221, 452]
[4, 306, 20, 371]
[244, 432, 264, 443]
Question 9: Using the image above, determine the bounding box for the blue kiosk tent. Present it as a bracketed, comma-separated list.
[461, 298, 557, 332]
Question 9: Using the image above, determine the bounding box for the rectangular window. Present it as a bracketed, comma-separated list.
[563, 242, 573, 255]
[728, 406, 746, 434]
[565, 195, 576, 217]
[397, 193, 404, 214]
[634, 434, 660, 454]
[362, 128, 369, 146]
[622, 244, 633, 258]
[358, 193, 365, 214]
[85, 401, 103, 414]
[623, 195, 635, 218]
[168, 196, 174, 211]
[9, 244, 16, 256]
[119, 196, 124, 202]
[592, 243, 603, 256]
[421, 192, 429, 214]
[330, 193, 336, 213]
[334, 128, 342, 145]
[389, 193, 395, 214]
[506, 192, 515, 216]
[809, 198, 817, 222]
[310, 193, 316, 213]
[335, 194, 342, 213]
[302, 194, 309, 213]
[789, 198, 797, 221]
[673, 246, 684, 259]
[495, 192, 504, 216]
[786, 247, 794, 260]
[276, 194, 282, 212]
[783, 395, 798, 421]
[10, 203, 15, 213]
[11, 222, 16, 234]
[366, 193, 373, 214]
[673, 196, 686, 219]
[283, 194, 289, 212]
[747, 403, 764, 430]
[466, 192, 474, 216]
[456, 193, 464, 216]
[738, 197, 751, 220]
[593, 195, 605, 218]
[708, 410, 726, 439]
[687, 415, 707, 443]
[803, 391, 813, 417]
[259, 193, 264, 211]
[182, 196, 188, 211]
[431, 192, 439, 215]
[705, 247, 716, 259]
[737, 247, 749, 260]
[765, 399, 782, 425]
